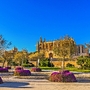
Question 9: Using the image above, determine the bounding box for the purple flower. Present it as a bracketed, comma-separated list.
[62, 72, 77, 82]
[31, 67, 41, 72]
[51, 72, 60, 75]
[59, 70, 70, 74]
[15, 66, 23, 70]
[5, 66, 11, 69]
[14, 70, 31, 76]
[49, 70, 77, 82]
[0, 68, 8, 72]
[0, 66, 2, 68]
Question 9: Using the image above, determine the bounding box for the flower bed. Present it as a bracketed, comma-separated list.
[15, 66, 23, 70]
[0, 77, 3, 84]
[49, 70, 77, 82]
[31, 67, 41, 72]
[5, 66, 11, 69]
[14, 70, 31, 76]
[0, 68, 8, 72]
[0, 66, 2, 68]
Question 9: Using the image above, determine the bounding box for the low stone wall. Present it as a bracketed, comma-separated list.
[52, 60, 78, 67]
[30, 60, 78, 67]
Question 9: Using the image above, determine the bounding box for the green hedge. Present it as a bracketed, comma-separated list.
[22, 63, 34, 67]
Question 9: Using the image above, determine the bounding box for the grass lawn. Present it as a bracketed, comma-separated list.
[39, 67, 60, 71]
[39, 67, 90, 73]
[26, 66, 90, 73]
[65, 67, 90, 73]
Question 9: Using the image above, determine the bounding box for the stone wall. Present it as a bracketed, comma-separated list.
[52, 60, 78, 67]
[30, 60, 78, 67]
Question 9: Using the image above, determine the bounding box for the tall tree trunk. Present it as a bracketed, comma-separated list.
[2, 60, 6, 67]
[62, 56, 65, 70]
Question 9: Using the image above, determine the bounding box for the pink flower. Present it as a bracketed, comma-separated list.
[0, 68, 8, 72]
[14, 70, 31, 76]
[31, 67, 41, 72]
[15, 66, 23, 70]
[49, 70, 77, 82]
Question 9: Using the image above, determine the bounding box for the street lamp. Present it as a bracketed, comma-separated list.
[37, 58, 39, 67]
[50, 57, 53, 67]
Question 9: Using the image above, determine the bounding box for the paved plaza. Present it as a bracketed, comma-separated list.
[0, 71, 90, 90]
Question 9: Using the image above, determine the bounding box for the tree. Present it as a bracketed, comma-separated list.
[77, 56, 90, 69]
[1, 51, 13, 67]
[0, 35, 11, 66]
[21, 49, 29, 64]
[39, 58, 54, 67]
[13, 50, 28, 66]
[53, 35, 76, 70]
[0, 35, 11, 56]
[86, 43, 90, 48]
[85, 43, 90, 53]
[28, 51, 44, 67]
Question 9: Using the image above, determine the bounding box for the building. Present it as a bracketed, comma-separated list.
[36, 37, 89, 67]
[36, 37, 89, 59]
[75, 45, 89, 56]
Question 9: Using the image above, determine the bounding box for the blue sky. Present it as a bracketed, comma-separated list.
[0, 0, 90, 52]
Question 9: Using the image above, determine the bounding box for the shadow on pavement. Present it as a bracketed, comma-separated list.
[77, 78, 90, 83]
[0, 81, 32, 88]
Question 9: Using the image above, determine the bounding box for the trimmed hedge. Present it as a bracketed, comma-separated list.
[15, 66, 23, 70]
[0, 66, 2, 68]
[66, 63, 75, 67]
[0, 77, 3, 84]
[22, 63, 34, 67]
[14, 70, 31, 76]
[0, 68, 8, 72]
[5, 66, 11, 69]
[49, 70, 77, 82]
[31, 67, 41, 72]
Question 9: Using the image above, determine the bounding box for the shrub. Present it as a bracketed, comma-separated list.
[0, 68, 8, 72]
[22, 63, 34, 67]
[0, 77, 3, 84]
[14, 70, 31, 76]
[49, 70, 77, 82]
[0, 66, 2, 68]
[66, 63, 75, 67]
[22, 64, 30, 67]
[12, 62, 18, 66]
[29, 63, 35, 67]
[31, 67, 41, 72]
[5, 66, 11, 69]
[39, 58, 54, 67]
[15, 66, 23, 70]
[77, 56, 90, 69]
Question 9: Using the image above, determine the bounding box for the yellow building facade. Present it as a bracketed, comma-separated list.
[38, 37, 79, 58]
[36, 37, 89, 67]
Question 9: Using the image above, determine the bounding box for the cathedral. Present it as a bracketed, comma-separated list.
[36, 37, 89, 59]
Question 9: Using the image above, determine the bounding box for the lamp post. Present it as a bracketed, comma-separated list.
[50, 57, 52, 67]
[37, 58, 39, 67]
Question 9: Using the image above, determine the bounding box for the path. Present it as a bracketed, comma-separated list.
[0, 71, 90, 90]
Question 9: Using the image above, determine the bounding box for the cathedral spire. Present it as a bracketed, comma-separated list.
[40, 37, 42, 43]
[36, 41, 40, 52]
[44, 38, 46, 42]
